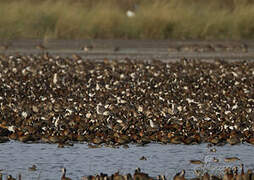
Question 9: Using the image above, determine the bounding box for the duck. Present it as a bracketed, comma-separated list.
[210, 175, 221, 180]
[247, 137, 254, 145]
[72, 54, 81, 61]
[48, 136, 60, 143]
[61, 168, 72, 180]
[233, 167, 242, 180]
[28, 164, 37, 171]
[240, 164, 245, 175]
[194, 169, 201, 178]
[224, 157, 240, 163]
[134, 168, 150, 180]
[240, 164, 249, 180]
[139, 156, 147, 160]
[173, 170, 186, 180]
[113, 173, 125, 180]
[223, 168, 233, 180]
[18, 134, 32, 143]
[210, 148, 217, 152]
[227, 135, 240, 145]
[209, 137, 220, 145]
[149, 119, 159, 129]
[43, 52, 50, 60]
[212, 157, 219, 163]
[207, 143, 213, 148]
[57, 143, 65, 148]
[170, 136, 183, 144]
[123, 173, 132, 180]
[190, 160, 204, 165]
[247, 169, 254, 180]
[81, 175, 95, 180]
[202, 172, 210, 180]
[7, 175, 16, 180]
[159, 175, 166, 180]
[81, 45, 94, 52]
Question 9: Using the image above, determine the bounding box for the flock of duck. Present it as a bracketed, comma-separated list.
[172, 164, 254, 180]
[1, 164, 253, 180]
[0, 45, 253, 179]
[0, 51, 254, 146]
[79, 165, 254, 180]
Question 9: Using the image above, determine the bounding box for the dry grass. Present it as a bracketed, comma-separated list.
[1, 0, 254, 40]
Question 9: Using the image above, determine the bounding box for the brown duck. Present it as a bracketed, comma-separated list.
[173, 170, 186, 180]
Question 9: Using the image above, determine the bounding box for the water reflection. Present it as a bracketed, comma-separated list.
[0, 141, 253, 179]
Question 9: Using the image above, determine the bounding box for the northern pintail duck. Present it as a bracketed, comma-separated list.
[61, 168, 72, 180]
[173, 170, 186, 180]
[134, 168, 150, 180]
[223, 168, 233, 180]
[202, 172, 210, 180]
[247, 169, 254, 180]
[240, 164, 250, 180]
[233, 167, 242, 180]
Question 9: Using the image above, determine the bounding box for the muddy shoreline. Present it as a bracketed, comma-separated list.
[1, 39, 254, 61]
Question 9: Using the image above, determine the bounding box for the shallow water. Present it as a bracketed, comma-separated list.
[0, 142, 254, 179]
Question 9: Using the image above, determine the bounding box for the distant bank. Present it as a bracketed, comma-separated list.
[1, 0, 254, 40]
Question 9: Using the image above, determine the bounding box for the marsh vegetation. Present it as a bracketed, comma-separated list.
[1, 0, 254, 40]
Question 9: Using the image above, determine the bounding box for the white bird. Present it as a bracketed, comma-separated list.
[8, 125, 16, 133]
[96, 103, 105, 115]
[126, 10, 135, 18]
[53, 73, 58, 84]
[149, 119, 159, 129]
[0, 124, 16, 133]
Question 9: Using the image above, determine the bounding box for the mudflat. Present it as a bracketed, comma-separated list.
[1, 39, 254, 60]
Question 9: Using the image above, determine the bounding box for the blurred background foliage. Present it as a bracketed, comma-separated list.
[1, 0, 254, 40]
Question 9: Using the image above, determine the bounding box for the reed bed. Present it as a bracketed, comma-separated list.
[1, 0, 254, 40]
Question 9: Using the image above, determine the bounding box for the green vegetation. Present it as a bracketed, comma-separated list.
[1, 0, 254, 40]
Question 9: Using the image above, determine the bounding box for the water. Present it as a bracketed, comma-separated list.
[0, 141, 254, 179]
[5, 39, 254, 61]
